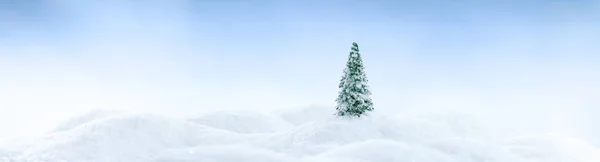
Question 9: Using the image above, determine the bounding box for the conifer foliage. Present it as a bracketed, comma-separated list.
[335, 42, 374, 117]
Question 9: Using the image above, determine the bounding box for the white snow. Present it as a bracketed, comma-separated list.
[52, 109, 121, 132]
[1, 107, 598, 162]
[188, 110, 293, 134]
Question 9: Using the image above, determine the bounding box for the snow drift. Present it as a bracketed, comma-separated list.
[52, 109, 121, 132]
[188, 110, 293, 134]
[0, 107, 598, 162]
[2, 113, 245, 162]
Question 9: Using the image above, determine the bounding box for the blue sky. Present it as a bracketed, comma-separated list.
[1, 0, 600, 143]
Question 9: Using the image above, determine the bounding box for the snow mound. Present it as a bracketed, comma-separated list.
[306, 139, 454, 162]
[188, 110, 293, 134]
[505, 134, 600, 162]
[7, 113, 244, 162]
[154, 144, 293, 162]
[278, 106, 336, 126]
[268, 112, 480, 147]
[53, 109, 121, 132]
[1, 107, 598, 162]
[252, 113, 498, 159]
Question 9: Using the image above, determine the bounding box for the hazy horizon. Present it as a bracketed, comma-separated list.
[1, 0, 599, 146]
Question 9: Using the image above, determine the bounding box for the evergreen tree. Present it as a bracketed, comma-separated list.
[335, 42, 374, 117]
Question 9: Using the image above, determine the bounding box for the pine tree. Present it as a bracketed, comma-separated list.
[335, 42, 374, 117]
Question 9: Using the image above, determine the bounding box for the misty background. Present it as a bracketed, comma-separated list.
[1, 0, 599, 146]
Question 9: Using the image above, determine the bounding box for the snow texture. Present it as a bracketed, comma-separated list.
[53, 109, 121, 132]
[188, 110, 293, 134]
[1, 107, 598, 162]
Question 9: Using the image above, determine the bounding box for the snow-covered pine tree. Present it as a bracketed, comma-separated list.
[335, 42, 374, 117]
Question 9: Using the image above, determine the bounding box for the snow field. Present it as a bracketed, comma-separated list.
[0, 107, 598, 162]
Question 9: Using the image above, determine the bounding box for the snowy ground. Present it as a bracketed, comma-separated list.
[1, 107, 599, 162]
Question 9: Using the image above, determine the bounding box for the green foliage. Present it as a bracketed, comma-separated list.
[335, 42, 374, 117]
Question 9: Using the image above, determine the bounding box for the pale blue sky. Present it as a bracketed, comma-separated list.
[1, 0, 600, 143]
